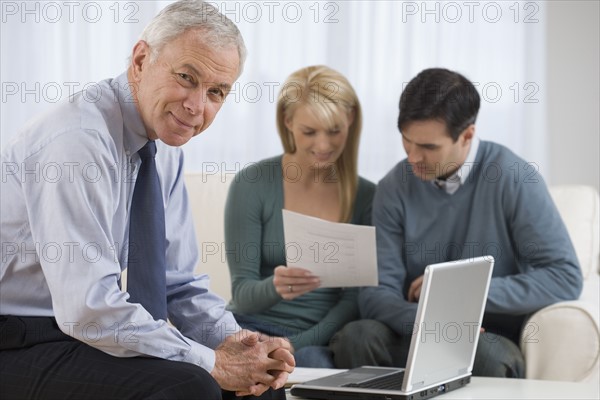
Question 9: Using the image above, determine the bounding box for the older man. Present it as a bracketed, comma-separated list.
[0, 1, 292, 399]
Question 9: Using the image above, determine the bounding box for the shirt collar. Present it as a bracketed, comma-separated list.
[432, 137, 480, 194]
[114, 72, 149, 155]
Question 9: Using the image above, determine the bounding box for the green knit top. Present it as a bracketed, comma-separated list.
[225, 155, 376, 348]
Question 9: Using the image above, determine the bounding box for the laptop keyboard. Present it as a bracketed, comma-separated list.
[343, 371, 406, 390]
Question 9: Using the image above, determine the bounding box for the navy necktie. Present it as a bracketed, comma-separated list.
[127, 141, 168, 320]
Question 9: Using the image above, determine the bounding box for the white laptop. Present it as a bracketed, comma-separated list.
[290, 256, 494, 400]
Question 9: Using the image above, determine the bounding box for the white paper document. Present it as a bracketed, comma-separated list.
[282, 209, 378, 288]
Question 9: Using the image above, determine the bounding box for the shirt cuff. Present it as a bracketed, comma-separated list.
[184, 341, 217, 372]
[183, 323, 243, 372]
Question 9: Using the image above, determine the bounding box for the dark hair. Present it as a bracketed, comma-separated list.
[397, 68, 480, 142]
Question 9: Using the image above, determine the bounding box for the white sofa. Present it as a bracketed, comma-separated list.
[184, 173, 600, 383]
[519, 185, 600, 383]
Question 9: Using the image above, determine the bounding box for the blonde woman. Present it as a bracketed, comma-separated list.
[225, 65, 375, 367]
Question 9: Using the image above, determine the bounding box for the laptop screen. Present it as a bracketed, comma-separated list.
[403, 256, 494, 391]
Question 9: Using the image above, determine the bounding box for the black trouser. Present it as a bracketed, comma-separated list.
[0, 316, 286, 400]
[330, 319, 524, 378]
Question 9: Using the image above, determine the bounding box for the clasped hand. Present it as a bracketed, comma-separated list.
[273, 266, 321, 300]
[211, 329, 295, 397]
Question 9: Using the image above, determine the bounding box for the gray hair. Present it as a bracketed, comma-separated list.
[139, 0, 247, 75]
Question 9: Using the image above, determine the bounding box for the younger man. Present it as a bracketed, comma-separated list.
[331, 68, 582, 377]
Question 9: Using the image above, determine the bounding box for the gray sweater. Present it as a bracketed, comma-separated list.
[361, 141, 582, 342]
[225, 155, 376, 348]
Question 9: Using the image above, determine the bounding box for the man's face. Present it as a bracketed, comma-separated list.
[130, 29, 240, 147]
[401, 119, 473, 181]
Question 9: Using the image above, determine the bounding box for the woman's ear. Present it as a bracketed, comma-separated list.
[348, 107, 356, 127]
[284, 115, 294, 133]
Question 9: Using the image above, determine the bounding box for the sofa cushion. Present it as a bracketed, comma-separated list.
[184, 172, 233, 301]
[549, 185, 600, 279]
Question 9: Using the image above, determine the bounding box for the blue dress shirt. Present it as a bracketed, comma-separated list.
[0, 72, 239, 372]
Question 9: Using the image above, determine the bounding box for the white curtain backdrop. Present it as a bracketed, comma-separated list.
[1, 1, 547, 183]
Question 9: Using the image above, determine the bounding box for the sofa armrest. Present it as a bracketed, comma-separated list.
[520, 286, 600, 382]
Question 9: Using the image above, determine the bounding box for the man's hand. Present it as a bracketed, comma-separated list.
[210, 330, 295, 396]
[273, 266, 320, 300]
[408, 275, 424, 302]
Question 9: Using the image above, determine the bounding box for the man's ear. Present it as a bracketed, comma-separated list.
[130, 40, 151, 81]
[461, 124, 475, 145]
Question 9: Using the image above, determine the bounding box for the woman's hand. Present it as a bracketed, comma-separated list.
[273, 266, 320, 300]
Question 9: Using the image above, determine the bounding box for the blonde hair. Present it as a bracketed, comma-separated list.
[276, 65, 362, 222]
